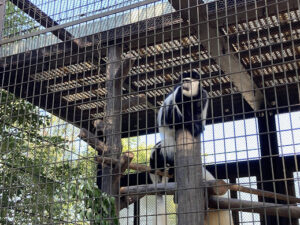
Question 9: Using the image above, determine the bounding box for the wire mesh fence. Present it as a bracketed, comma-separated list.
[0, 0, 300, 224]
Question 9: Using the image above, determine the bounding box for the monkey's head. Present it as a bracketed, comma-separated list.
[181, 71, 201, 97]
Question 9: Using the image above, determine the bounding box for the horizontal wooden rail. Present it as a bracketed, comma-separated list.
[120, 182, 300, 219]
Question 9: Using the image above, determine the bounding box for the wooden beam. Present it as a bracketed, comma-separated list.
[169, 0, 264, 111]
[8, 0, 85, 47]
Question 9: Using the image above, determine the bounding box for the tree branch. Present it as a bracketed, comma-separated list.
[93, 119, 112, 133]
[120, 180, 227, 196]
[119, 182, 300, 218]
[228, 184, 300, 204]
[79, 128, 108, 154]
[209, 196, 300, 219]
[95, 156, 173, 178]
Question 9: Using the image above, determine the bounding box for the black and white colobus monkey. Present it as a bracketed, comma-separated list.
[150, 71, 232, 225]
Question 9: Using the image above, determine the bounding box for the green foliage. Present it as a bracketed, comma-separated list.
[69, 178, 118, 225]
[3, 1, 36, 37]
[122, 136, 153, 174]
[0, 90, 116, 224]
[122, 137, 152, 164]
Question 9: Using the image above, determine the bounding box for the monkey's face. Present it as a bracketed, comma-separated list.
[182, 78, 200, 97]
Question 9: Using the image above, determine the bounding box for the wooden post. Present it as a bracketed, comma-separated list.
[100, 45, 123, 220]
[175, 130, 205, 225]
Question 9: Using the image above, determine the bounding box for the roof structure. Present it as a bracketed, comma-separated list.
[0, 0, 299, 137]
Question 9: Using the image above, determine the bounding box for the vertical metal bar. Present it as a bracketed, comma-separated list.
[134, 201, 140, 225]
[229, 177, 240, 225]
[0, 0, 5, 39]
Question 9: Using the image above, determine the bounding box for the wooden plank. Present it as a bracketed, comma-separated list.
[169, 0, 265, 111]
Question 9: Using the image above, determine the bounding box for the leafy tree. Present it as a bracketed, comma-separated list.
[0, 90, 116, 224]
[3, 1, 37, 37]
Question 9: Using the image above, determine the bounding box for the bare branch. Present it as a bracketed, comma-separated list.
[120, 182, 176, 196]
[79, 128, 108, 154]
[209, 196, 300, 219]
[228, 184, 300, 204]
[95, 156, 118, 166]
[95, 156, 173, 178]
[128, 163, 173, 178]
[93, 119, 111, 132]
[120, 180, 227, 196]
[119, 152, 135, 174]
[119, 183, 300, 218]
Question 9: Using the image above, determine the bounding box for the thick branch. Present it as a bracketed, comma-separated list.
[119, 177, 300, 203]
[128, 163, 173, 178]
[79, 128, 108, 154]
[229, 184, 300, 204]
[209, 196, 300, 219]
[120, 152, 135, 173]
[95, 156, 118, 166]
[95, 156, 173, 178]
[120, 180, 227, 196]
[93, 119, 112, 133]
[120, 182, 176, 196]
[119, 183, 300, 218]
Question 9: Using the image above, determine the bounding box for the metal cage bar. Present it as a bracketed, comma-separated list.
[0, 0, 300, 224]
